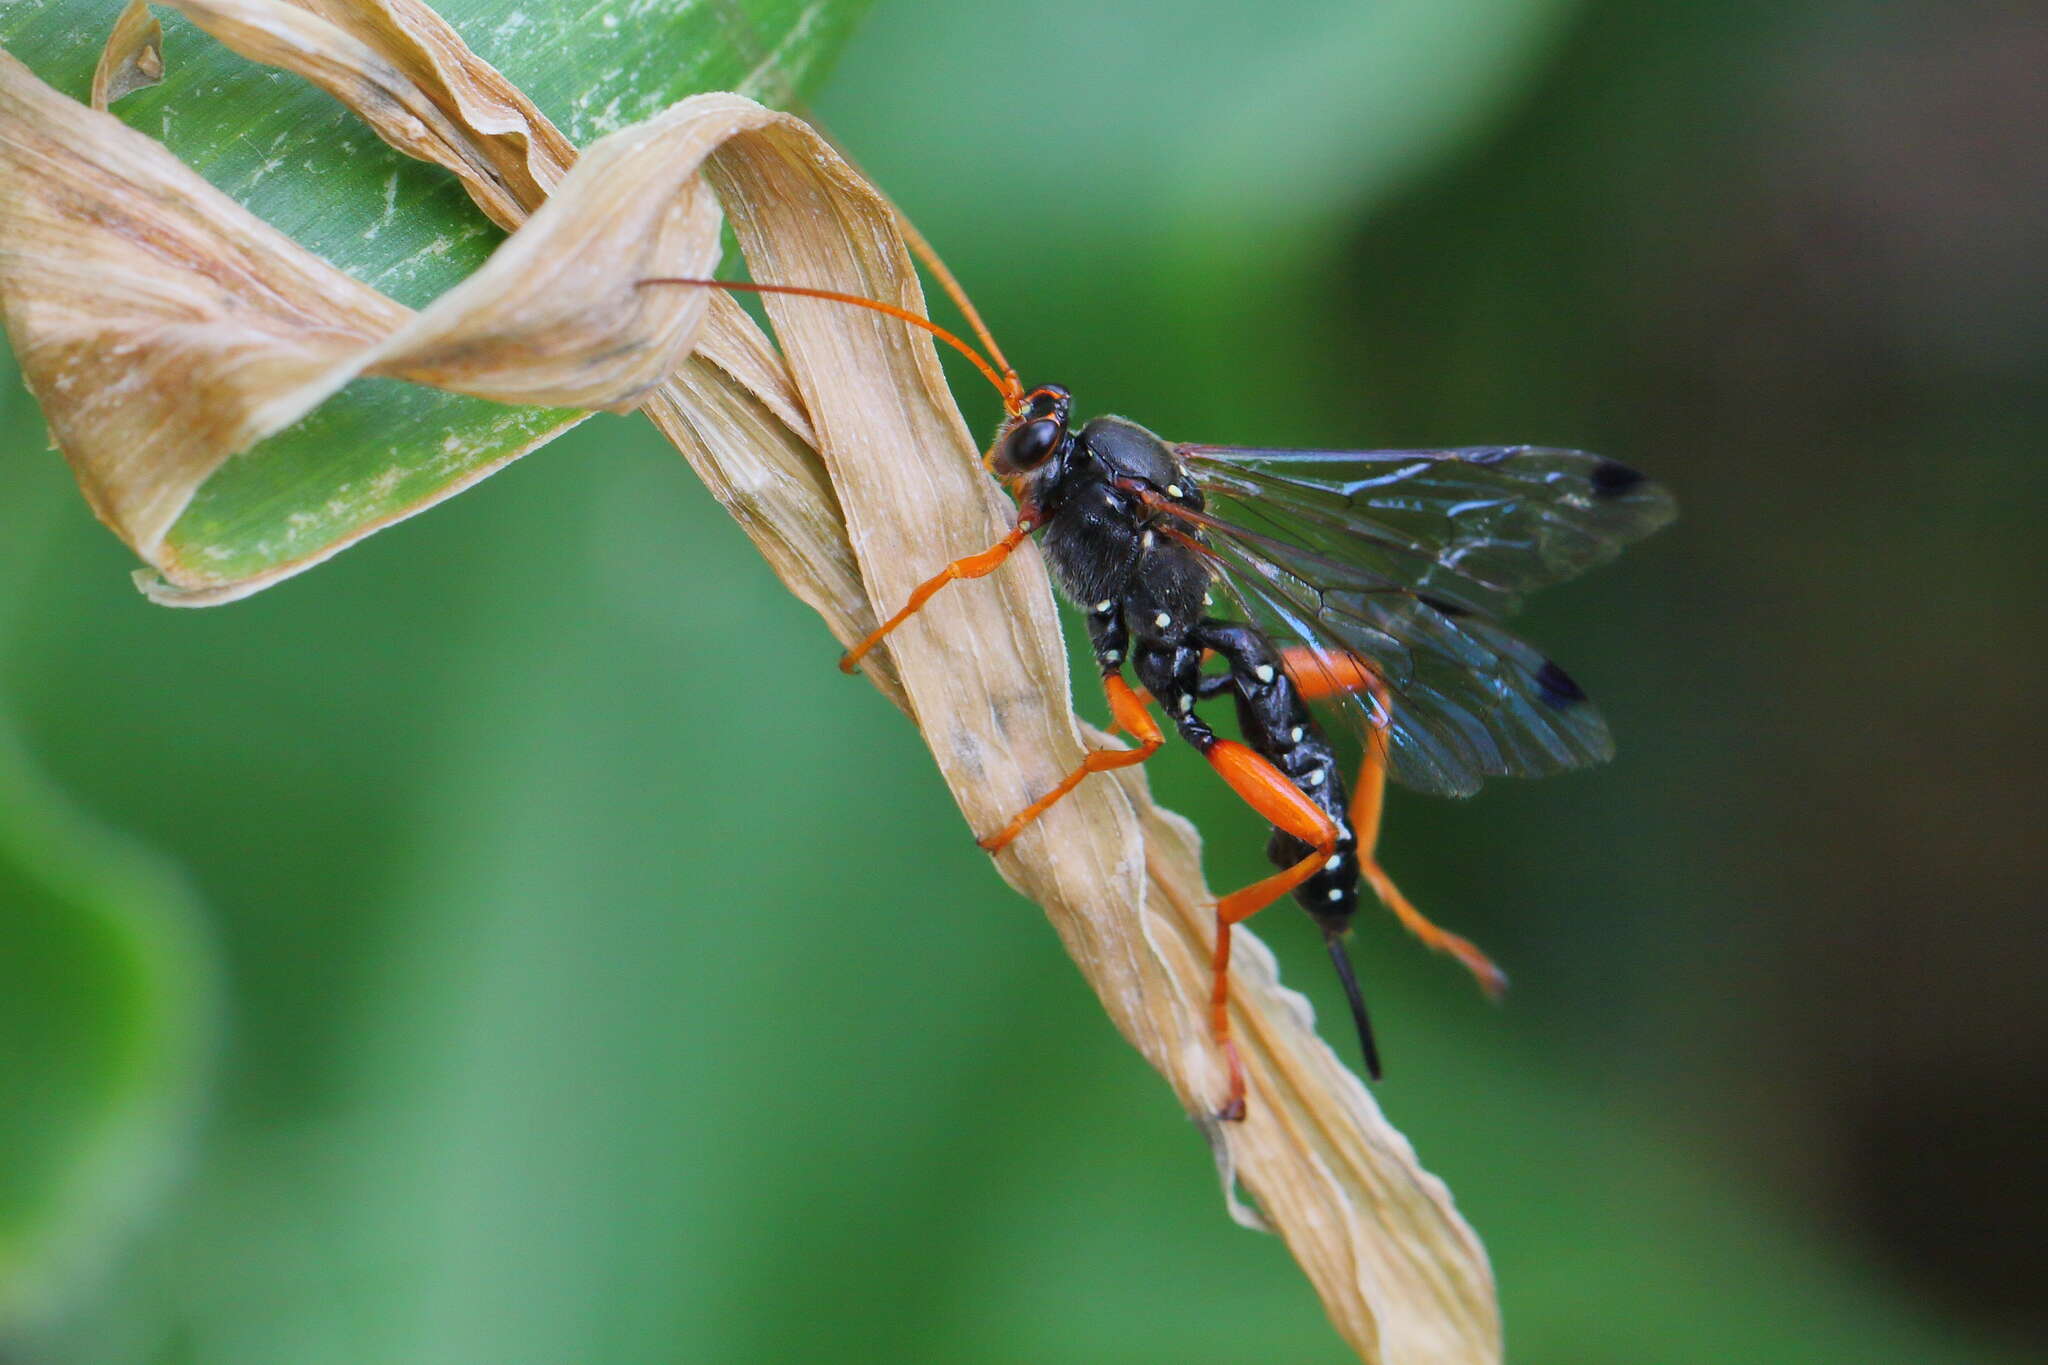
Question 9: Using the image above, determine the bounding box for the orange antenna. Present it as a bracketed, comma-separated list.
[887, 210, 1018, 401]
[637, 277, 1025, 416]
[751, 114, 1022, 404]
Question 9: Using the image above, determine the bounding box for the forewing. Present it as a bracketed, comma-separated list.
[1179, 444, 1675, 619]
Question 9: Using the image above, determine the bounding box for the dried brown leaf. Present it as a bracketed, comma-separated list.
[0, 7, 1505, 1357]
[148, 0, 562, 227]
[0, 47, 407, 558]
[91, 1, 163, 110]
[134, 0, 886, 684]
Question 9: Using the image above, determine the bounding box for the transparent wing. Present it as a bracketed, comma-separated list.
[1147, 444, 1672, 797]
[1177, 444, 1675, 619]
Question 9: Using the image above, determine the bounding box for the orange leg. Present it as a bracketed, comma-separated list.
[1351, 723, 1508, 998]
[978, 675, 1165, 852]
[839, 521, 1032, 673]
[1277, 648, 1507, 998]
[1203, 740, 1342, 1121]
[1278, 646, 1382, 704]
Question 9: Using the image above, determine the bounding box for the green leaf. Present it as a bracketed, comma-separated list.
[0, 0, 872, 592]
[0, 362, 211, 1325]
[0, 728, 213, 1330]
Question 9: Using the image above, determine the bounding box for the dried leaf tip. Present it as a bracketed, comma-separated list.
[92, 1, 163, 110]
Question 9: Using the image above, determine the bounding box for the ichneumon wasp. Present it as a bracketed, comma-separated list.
[642, 238, 1673, 1121]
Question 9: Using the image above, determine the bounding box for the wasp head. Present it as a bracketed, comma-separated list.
[989, 384, 1074, 488]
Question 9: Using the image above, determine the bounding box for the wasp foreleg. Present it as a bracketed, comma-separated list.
[840, 519, 1035, 673]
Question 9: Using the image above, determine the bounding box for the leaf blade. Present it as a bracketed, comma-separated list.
[0, 0, 871, 594]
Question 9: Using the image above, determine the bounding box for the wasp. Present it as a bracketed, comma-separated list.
[642, 259, 1674, 1120]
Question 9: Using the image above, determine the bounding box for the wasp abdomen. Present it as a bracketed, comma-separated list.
[1195, 620, 1362, 929]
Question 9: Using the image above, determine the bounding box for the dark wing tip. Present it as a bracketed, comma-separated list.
[1417, 592, 1474, 619]
[1534, 658, 1590, 709]
[1589, 458, 1649, 498]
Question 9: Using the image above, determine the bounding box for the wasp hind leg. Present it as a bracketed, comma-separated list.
[1197, 738, 1342, 1122]
[1280, 647, 1508, 998]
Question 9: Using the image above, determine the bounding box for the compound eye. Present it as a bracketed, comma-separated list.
[1005, 416, 1062, 469]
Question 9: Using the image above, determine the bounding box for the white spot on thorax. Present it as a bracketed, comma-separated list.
[1290, 727, 1304, 743]
[1154, 612, 1171, 629]
[1325, 854, 1343, 872]
[1167, 483, 1184, 498]
[1327, 888, 1344, 902]
[1094, 599, 1113, 613]
[1304, 769, 1325, 786]
[1255, 664, 1275, 683]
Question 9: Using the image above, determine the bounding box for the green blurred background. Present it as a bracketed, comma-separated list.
[3, 1, 2042, 1361]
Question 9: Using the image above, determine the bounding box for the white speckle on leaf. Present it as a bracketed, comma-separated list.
[737, 0, 826, 99]
[363, 169, 400, 241]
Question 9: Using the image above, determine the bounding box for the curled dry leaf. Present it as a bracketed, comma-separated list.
[91, 1, 164, 109]
[0, 4, 1501, 1359]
